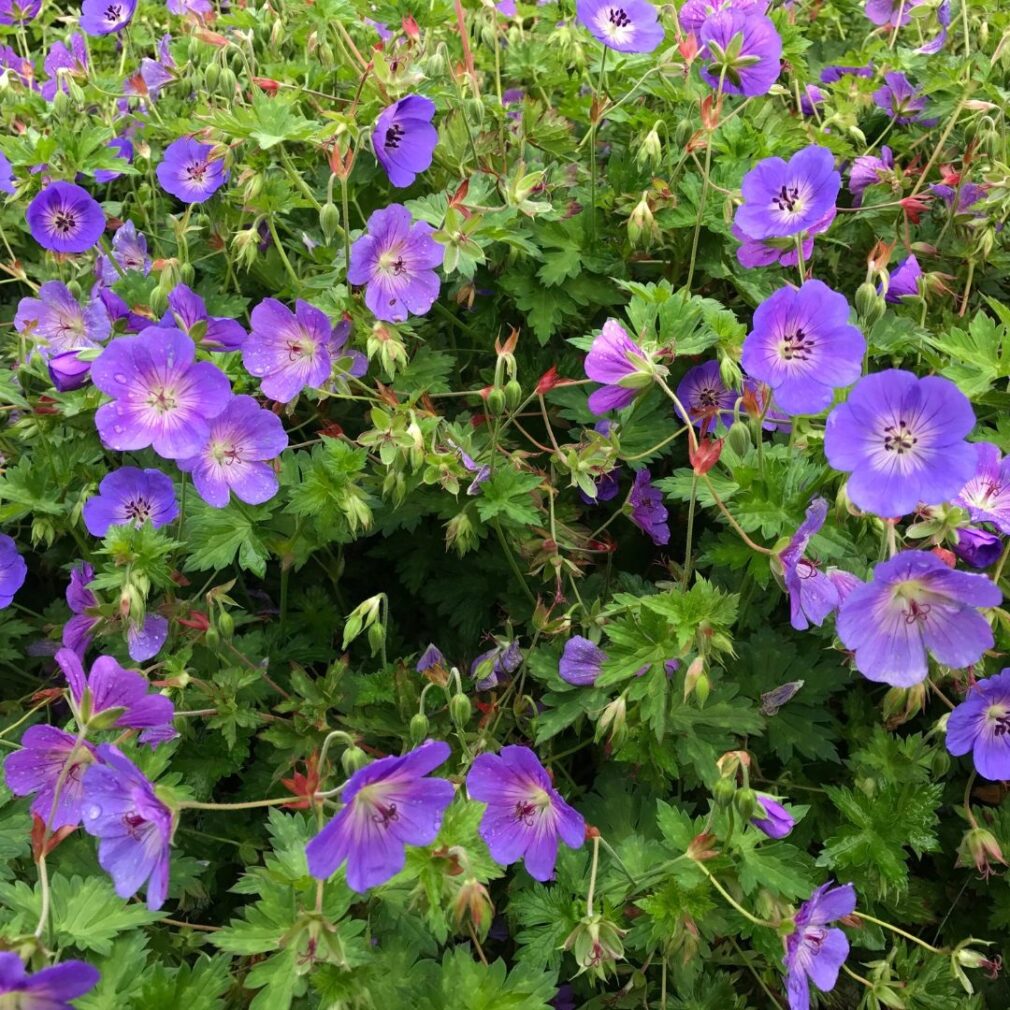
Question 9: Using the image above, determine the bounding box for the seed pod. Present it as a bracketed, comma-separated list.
[180, 262, 195, 286]
[341, 745, 369, 775]
[204, 62, 221, 91]
[854, 281, 885, 327]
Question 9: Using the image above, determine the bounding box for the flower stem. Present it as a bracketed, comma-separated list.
[179, 796, 296, 811]
[267, 216, 301, 290]
[586, 834, 601, 917]
[855, 911, 947, 955]
[695, 861, 775, 928]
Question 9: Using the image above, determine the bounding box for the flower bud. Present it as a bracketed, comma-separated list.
[48, 351, 92, 392]
[637, 123, 663, 168]
[453, 878, 494, 934]
[204, 62, 221, 91]
[487, 388, 507, 416]
[217, 610, 234, 640]
[449, 692, 472, 727]
[563, 915, 626, 979]
[628, 194, 658, 248]
[712, 777, 736, 808]
[340, 745, 369, 776]
[734, 787, 757, 821]
[854, 282, 886, 327]
[408, 712, 429, 745]
[596, 695, 627, 746]
[366, 621, 386, 657]
[718, 355, 743, 391]
[504, 379, 523, 411]
[320, 202, 341, 241]
[725, 420, 751, 457]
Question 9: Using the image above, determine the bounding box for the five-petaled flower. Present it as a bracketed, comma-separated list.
[742, 280, 865, 416]
[0, 535, 26, 610]
[0, 952, 99, 1010]
[699, 11, 782, 97]
[80, 0, 136, 35]
[156, 137, 229, 203]
[347, 204, 444, 323]
[824, 369, 976, 518]
[946, 669, 1010, 781]
[575, 0, 665, 53]
[466, 745, 585, 881]
[372, 95, 438, 188]
[83, 466, 179, 537]
[26, 181, 106, 254]
[91, 327, 232, 460]
[783, 880, 856, 1010]
[837, 550, 1001, 687]
[584, 319, 657, 415]
[306, 739, 455, 891]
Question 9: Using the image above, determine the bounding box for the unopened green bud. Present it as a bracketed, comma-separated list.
[637, 123, 662, 168]
[931, 748, 951, 777]
[487, 388, 507, 416]
[449, 692, 472, 727]
[205, 62, 221, 91]
[409, 712, 430, 745]
[341, 745, 369, 776]
[218, 66, 237, 97]
[674, 118, 694, 146]
[734, 787, 757, 821]
[726, 420, 751, 457]
[320, 202, 341, 241]
[504, 379, 522, 410]
[855, 281, 886, 326]
[180, 262, 195, 286]
[367, 621, 386, 657]
[204, 626, 221, 649]
[66, 280, 83, 300]
[713, 777, 736, 808]
[718, 355, 743, 391]
[217, 610, 234, 640]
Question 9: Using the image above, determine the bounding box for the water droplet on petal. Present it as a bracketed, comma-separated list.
[114, 373, 128, 383]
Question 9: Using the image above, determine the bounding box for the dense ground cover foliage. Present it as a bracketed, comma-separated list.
[1, 0, 1010, 1005]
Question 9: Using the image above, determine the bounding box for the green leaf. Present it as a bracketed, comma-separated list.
[184, 499, 274, 576]
[138, 955, 232, 1010]
[474, 470, 544, 527]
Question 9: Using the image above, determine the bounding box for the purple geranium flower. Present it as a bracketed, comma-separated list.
[91, 328, 232, 460]
[109, 220, 150, 275]
[735, 145, 840, 240]
[799, 84, 824, 116]
[347, 204, 444, 323]
[450, 442, 491, 496]
[742, 281, 864, 416]
[4, 726, 98, 829]
[162, 283, 247, 351]
[167, 0, 212, 13]
[585, 319, 655, 415]
[872, 72, 929, 125]
[916, 0, 950, 53]
[559, 636, 606, 686]
[82, 744, 173, 910]
[372, 95, 438, 188]
[40, 33, 88, 101]
[752, 793, 794, 838]
[779, 498, 845, 631]
[178, 395, 288, 508]
[0, 535, 26, 610]
[956, 443, 1010, 534]
[629, 468, 670, 545]
[49, 351, 94, 391]
[80, 0, 136, 35]
[56, 647, 176, 745]
[699, 12, 782, 98]
[579, 468, 621, 504]
[417, 644, 446, 673]
[678, 0, 768, 33]
[864, 0, 924, 26]
[0, 0, 40, 24]
[953, 527, 1003, 569]
[848, 145, 894, 205]
[575, 0, 664, 53]
[677, 360, 736, 428]
[472, 640, 523, 690]
[93, 136, 134, 184]
[837, 551, 1000, 686]
[930, 181, 986, 215]
[946, 669, 1010, 781]
[883, 255, 922, 302]
[0, 953, 99, 1010]
[819, 64, 873, 84]
[824, 370, 975, 518]
[156, 137, 228, 203]
[784, 881, 856, 1010]
[26, 181, 105, 254]
[0, 150, 14, 195]
[306, 739, 454, 891]
[243, 300, 364, 402]
[14, 281, 110, 359]
[467, 745, 585, 881]
[83, 467, 179, 537]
